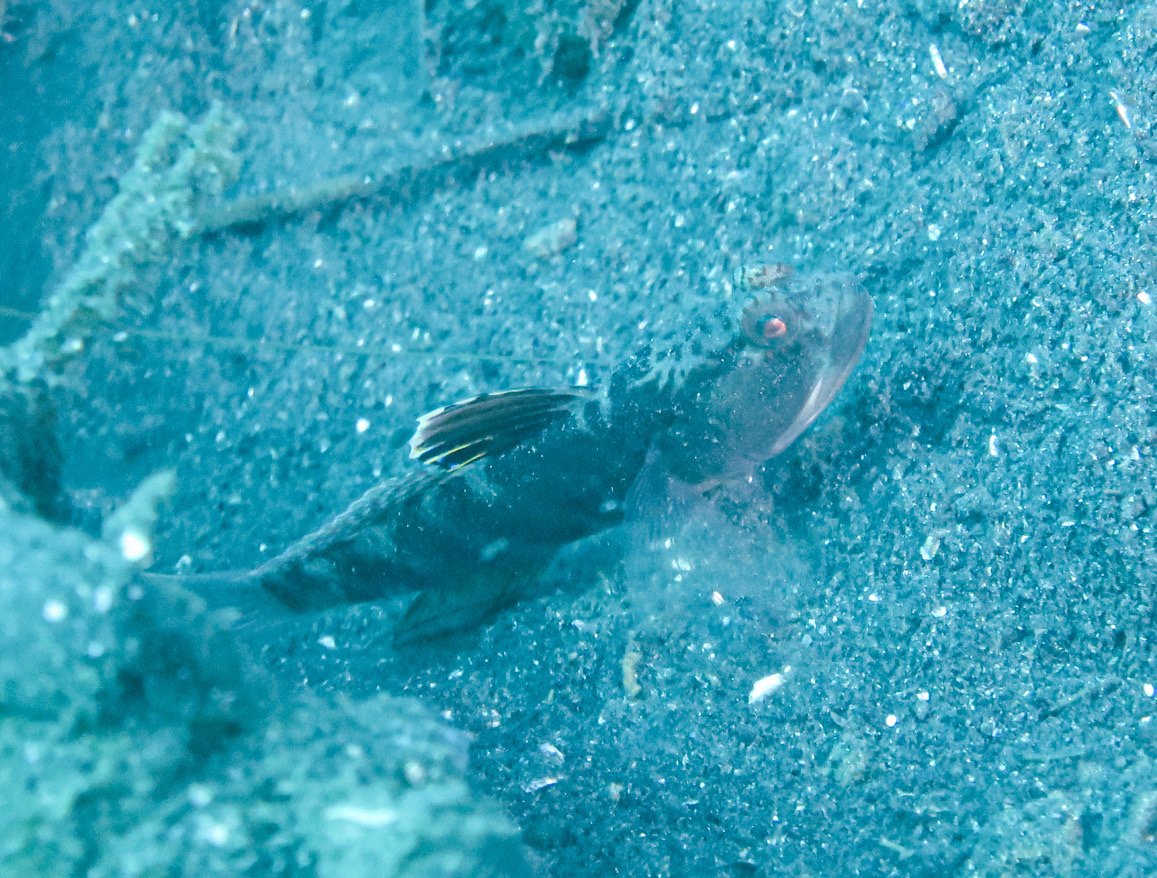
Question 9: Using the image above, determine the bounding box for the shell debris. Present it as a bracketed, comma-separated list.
[621, 649, 643, 698]
[920, 530, 949, 561]
[749, 667, 791, 704]
[525, 216, 578, 259]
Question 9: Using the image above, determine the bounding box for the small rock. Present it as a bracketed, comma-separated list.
[525, 216, 578, 259]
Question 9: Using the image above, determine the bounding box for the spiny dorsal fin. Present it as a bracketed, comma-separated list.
[408, 387, 589, 471]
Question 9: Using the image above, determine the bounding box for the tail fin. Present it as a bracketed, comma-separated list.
[140, 570, 295, 619]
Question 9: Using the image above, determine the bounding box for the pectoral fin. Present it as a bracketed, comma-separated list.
[408, 386, 588, 470]
[393, 568, 546, 646]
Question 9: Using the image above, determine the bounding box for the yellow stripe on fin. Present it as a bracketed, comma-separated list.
[408, 387, 589, 471]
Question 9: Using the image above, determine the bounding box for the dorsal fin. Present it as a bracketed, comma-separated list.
[408, 387, 588, 470]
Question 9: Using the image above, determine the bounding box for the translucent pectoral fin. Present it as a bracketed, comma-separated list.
[408, 386, 589, 470]
[393, 575, 522, 646]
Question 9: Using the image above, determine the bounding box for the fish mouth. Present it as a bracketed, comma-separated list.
[765, 274, 873, 457]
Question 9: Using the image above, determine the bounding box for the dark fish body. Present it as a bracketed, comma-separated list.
[156, 269, 872, 641]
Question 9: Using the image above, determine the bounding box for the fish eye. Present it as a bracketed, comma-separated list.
[741, 298, 792, 348]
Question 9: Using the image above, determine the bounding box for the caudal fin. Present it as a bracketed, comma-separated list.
[140, 570, 294, 620]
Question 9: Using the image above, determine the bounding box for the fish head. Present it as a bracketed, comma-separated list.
[659, 269, 872, 488]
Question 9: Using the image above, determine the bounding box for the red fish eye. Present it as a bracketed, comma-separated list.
[741, 295, 799, 348]
[758, 315, 788, 341]
[741, 297, 793, 348]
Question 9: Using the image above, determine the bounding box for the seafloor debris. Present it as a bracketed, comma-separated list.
[525, 215, 579, 259]
[101, 469, 176, 565]
[0, 105, 238, 516]
[196, 105, 609, 235]
[0, 104, 239, 385]
[0, 381, 62, 517]
[621, 648, 643, 698]
[0, 504, 524, 876]
[748, 667, 790, 705]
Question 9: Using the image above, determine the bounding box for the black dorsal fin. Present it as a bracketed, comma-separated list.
[408, 387, 588, 470]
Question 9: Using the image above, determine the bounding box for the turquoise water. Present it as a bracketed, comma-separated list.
[1, 1, 1155, 874]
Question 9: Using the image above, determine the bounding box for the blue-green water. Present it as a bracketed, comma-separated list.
[1, 0, 1155, 874]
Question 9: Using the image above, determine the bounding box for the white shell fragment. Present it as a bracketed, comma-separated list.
[524, 216, 578, 259]
[920, 532, 943, 561]
[929, 43, 948, 79]
[748, 667, 791, 704]
[523, 776, 560, 793]
[324, 804, 399, 827]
